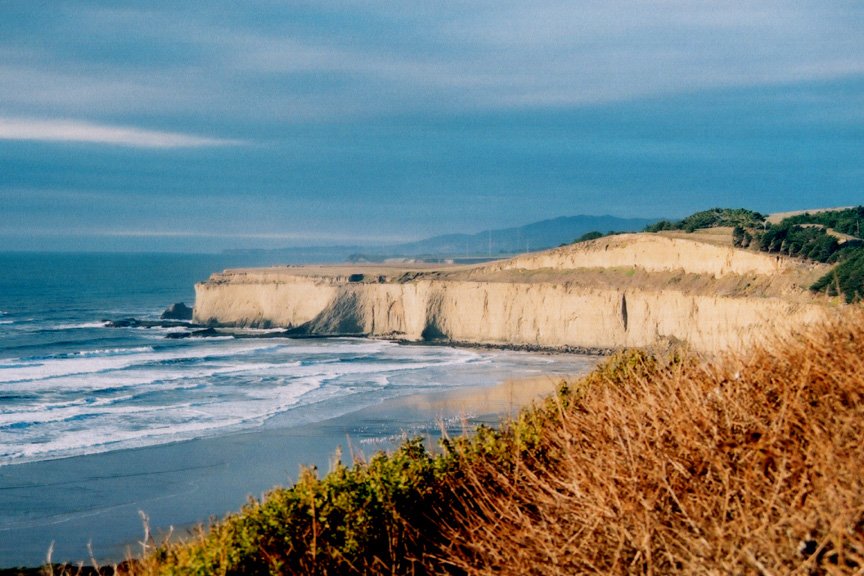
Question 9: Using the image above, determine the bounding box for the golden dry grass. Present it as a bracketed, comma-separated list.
[435, 316, 864, 575]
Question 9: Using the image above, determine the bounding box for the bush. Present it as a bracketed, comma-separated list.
[732, 225, 752, 248]
[645, 208, 765, 233]
[644, 219, 677, 233]
[756, 221, 840, 263]
[574, 231, 604, 243]
[811, 249, 864, 303]
[136, 438, 452, 575]
[438, 317, 864, 575]
[784, 206, 864, 239]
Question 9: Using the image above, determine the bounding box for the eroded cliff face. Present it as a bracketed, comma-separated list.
[193, 235, 836, 354]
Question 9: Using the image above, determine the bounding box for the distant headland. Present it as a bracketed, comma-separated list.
[193, 207, 863, 354]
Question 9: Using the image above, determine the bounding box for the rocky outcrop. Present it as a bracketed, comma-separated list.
[193, 234, 838, 354]
[161, 302, 194, 320]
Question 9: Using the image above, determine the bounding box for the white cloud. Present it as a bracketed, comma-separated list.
[0, 117, 242, 148]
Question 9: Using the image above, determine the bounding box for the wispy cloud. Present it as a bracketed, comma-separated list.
[1, 2, 862, 126]
[0, 117, 242, 148]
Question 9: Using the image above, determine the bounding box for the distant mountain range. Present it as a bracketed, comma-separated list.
[227, 214, 659, 262]
[383, 215, 658, 258]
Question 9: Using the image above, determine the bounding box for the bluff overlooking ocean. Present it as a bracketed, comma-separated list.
[195, 229, 836, 354]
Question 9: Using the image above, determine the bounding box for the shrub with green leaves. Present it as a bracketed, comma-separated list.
[783, 206, 864, 239]
[645, 208, 765, 233]
[811, 248, 864, 303]
[574, 231, 604, 243]
[148, 438, 454, 575]
[756, 221, 839, 262]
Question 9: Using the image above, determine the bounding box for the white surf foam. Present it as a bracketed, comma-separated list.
[0, 342, 282, 384]
[50, 321, 109, 330]
[0, 375, 321, 465]
[0, 337, 590, 467]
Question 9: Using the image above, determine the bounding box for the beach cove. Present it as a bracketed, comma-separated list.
[0, 365, 595, 567]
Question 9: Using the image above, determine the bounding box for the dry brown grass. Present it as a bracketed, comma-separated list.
[434, 316, 864, 575]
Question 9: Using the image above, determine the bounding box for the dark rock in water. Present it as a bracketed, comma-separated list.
[165, 331, 192, 339]
[161, 302, 193, 320]
[104, 317, 140, 328]
[164, 327, 222, 339]
[191, 327, 222, 337]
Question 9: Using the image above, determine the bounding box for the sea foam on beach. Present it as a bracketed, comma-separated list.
[0, 337, 510, 465]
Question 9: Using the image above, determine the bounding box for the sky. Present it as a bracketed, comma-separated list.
[1, 1, 863, 252]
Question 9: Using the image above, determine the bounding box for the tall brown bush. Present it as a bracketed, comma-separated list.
[436, 317, 864, 575]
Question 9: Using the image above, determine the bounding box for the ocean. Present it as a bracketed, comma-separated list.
[0, 252, 596, 566]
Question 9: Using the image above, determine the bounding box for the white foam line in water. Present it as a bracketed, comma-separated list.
[50, 321, 109, 330]
[0, 378, 321, 465]
[70, 346, 155, 357]
[5, 359, 304, 395]
[0, 342, 284, 384]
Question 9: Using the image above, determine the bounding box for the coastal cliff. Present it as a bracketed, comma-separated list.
[194, 233, 836, 353]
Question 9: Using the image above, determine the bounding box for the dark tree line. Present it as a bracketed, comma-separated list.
[783, 206, 864, 238]
[756, 221, 839, 263]
[645, 208, 766, 233]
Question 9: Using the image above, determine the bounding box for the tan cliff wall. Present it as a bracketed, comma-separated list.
[194, 272, 341, 327]
[194, 273, 832, 354]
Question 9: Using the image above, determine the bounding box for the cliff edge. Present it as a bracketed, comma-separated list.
[194, 232, 837, 354]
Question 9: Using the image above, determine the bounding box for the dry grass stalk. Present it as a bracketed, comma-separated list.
[436, 315, 864, 575]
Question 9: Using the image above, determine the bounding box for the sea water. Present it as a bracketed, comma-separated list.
[0, 252, 595, 566]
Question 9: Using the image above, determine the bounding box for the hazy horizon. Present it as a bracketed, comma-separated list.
[2, 2, 862, 252]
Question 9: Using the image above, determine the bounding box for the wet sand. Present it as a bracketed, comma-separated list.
[0, 372, 581, 568]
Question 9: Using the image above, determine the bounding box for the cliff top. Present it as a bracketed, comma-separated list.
[203, 232, 829, 301]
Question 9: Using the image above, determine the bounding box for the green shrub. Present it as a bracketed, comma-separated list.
[756, 222, 839, 262]
[574, 231, 604, 243]
[811, 249, 864, 303]
[645, 208, 765, 233]
[783, 206, 864, 239]
[732, 225, 752, 248]
[150, 438, 453, 575]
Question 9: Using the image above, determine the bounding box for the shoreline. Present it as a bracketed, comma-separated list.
[106, 318, 617, 356]
[0, 364, 596, 569]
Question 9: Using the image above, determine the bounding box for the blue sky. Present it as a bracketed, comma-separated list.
[1, 1, 862, 252]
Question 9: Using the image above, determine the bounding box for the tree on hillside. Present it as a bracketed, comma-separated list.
[732, 225, 752, 248]
[645, 208, 765, 233]
[784, 206, 864, 239]
[574, 231, 604, 243]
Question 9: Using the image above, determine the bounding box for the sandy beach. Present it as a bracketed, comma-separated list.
[0, 371, 582, 568]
